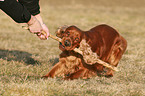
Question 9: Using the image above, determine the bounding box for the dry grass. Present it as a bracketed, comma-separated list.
[0, 0, 145, 96]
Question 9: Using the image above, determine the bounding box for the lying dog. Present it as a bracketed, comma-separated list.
[43, 24, 127, 80]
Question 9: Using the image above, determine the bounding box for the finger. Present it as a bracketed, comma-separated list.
[41, 30, 49, 39]
[37, 32, 42, 36]
[45, 33, 49, 40]
[30, 30, 41, 34]
[46, 31, 50, 39]
[37, 34, 46, 40]
[44, 30, 49, 39]
[41, 30, 47, 36]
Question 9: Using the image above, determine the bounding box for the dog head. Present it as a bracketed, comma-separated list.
[56, 25, 83, 51]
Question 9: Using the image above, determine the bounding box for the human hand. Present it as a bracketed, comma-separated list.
[37, 24, 49, 40]
[27, 15, 49, 40]
[35, 14, 50, 39]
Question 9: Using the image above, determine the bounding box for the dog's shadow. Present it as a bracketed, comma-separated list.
[0, 49, 40, 65]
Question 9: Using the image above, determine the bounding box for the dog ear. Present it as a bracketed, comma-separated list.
[56, 25, 69, 38]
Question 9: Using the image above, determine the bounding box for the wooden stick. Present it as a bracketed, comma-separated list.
[73, 39, 118, 71]
[73, 48, 118, 71]
[22, 26, 118, 71]
[22, 26, 62, 42]
[49, 34, 62, 42]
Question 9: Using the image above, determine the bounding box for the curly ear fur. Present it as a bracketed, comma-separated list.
[56, 25, 69, 38]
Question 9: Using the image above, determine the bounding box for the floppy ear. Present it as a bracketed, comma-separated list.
[56, 25, 69, 38]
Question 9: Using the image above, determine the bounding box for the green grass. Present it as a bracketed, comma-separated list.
[0, 0, 145, 95]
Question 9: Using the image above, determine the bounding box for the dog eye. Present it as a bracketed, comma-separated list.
[75, 37, 79, 41]
[61, 31, 64, 33]
[67, 31, 70, 35]
[66, 31, 70, 36]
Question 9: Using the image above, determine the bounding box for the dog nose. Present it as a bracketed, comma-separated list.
[64, 40, 71, 47]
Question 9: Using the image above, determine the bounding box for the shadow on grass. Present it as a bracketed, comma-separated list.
[0, 74, 41, 83]
[49, 58, 59, 66]
[0, 49, 40, 65]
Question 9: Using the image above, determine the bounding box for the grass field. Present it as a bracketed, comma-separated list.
[0, 0, 145, 96]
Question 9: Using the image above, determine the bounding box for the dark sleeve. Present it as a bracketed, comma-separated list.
[18, 0, 40, 16]
[0, 0, 31, 23]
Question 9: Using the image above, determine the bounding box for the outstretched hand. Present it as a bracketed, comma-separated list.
[27, 15, 49, 40]
[37, 23, 49, 40]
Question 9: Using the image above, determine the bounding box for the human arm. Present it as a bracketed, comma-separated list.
[0, 0, 49, 39]
[0, 0, 31, 23]
[18, 0, 49, 38]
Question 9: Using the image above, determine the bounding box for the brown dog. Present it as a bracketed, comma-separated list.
[43, 24, 127, 80]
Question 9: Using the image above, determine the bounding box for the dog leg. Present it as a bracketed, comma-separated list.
[64, 68, 87, 80]
[106, 39, 127, 77]
[43, 59, 67, 78]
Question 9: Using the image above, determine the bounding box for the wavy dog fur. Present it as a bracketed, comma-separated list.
[43, 24, 127, 80]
